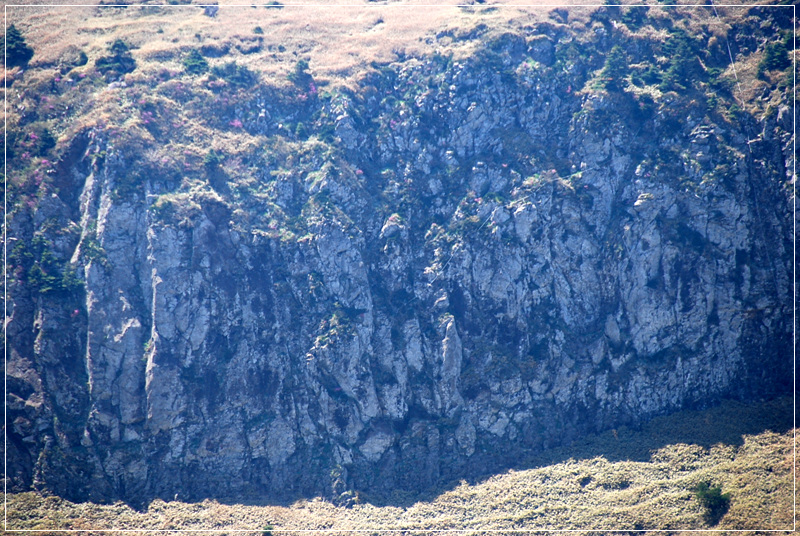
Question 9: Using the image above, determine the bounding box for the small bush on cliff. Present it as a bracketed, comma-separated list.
[659, 29, 701, 91]
[11, 237, 83, 295]
[20, 123, 57, 158]
[204, 149, 222, 170]
[758, 41, 790, 77]
[96, 39, 136, 79]
[211, 61, 256, 86]
[182, 49, 208, 75]
[693, 481, 730, 525]
[5, 24, 34, 68]
[621, 7, 647, 30]
[706, 67, 734, 93]
[599, 46, 628, 90]
[288, 58, 313, 87]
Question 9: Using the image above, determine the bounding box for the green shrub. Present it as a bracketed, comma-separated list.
[83, 235, 108, 267]
[5, 24, 34, 68]
[659, 29, 701, 91]
[254, 26, 264, 34]
[599, 46, 628, 91]
[37, 129, 56, 156]
[12, 236, 83, 294]
[288, 58, 312, 87]
[693, 481, 730, 525]
[96, 39, 136, 79]
[758, 41, 790, 77]
[109, 39, 130, 56]
[640, 64, 662, 86]
[211, 62, 256, 86]
[204, 149, 222, 170]
[182, 49, 208, 75]
[22, 124, 57, 157]
[706, 66, 733, 93]
[262, 524, 274, 536]
[620, 6, 647, 30]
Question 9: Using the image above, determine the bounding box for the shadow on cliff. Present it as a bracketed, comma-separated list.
[56, 395, 792, 512]
[351, 394, 794, 508]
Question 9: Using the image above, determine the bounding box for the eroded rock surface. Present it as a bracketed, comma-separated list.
[4, 6, 793, 505]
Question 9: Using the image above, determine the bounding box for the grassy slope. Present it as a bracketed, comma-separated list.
[3, 0, 569, 92]
[6, 396, 795, 534]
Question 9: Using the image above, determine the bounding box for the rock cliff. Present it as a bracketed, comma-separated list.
[4, 3, 794, 505]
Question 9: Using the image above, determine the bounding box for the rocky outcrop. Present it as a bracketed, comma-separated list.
[4, 6, 794, 506]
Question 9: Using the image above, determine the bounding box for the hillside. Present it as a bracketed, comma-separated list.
[3, 0, 796, 514]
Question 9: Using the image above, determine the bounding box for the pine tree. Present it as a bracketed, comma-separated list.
[600, 46, 628, 91]
[758, 41, 790, 77]
[5, 24, 34, 68]
[659, 30, 700, 91]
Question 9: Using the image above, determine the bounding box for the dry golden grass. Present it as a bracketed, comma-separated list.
[2, 1, 783, 97]
[0, 0, 604, 178]
[3, 1, 599, 90]
[6, 397, 795, 535]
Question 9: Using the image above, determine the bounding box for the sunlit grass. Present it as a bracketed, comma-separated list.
[5, 1, 591, 92]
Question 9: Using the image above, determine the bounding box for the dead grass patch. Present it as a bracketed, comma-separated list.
[5, 1, 598, 92]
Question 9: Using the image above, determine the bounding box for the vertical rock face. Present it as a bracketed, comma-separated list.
[4, 6, 793, 505]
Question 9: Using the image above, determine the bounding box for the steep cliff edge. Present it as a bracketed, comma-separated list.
[4, 3, 794, 505]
